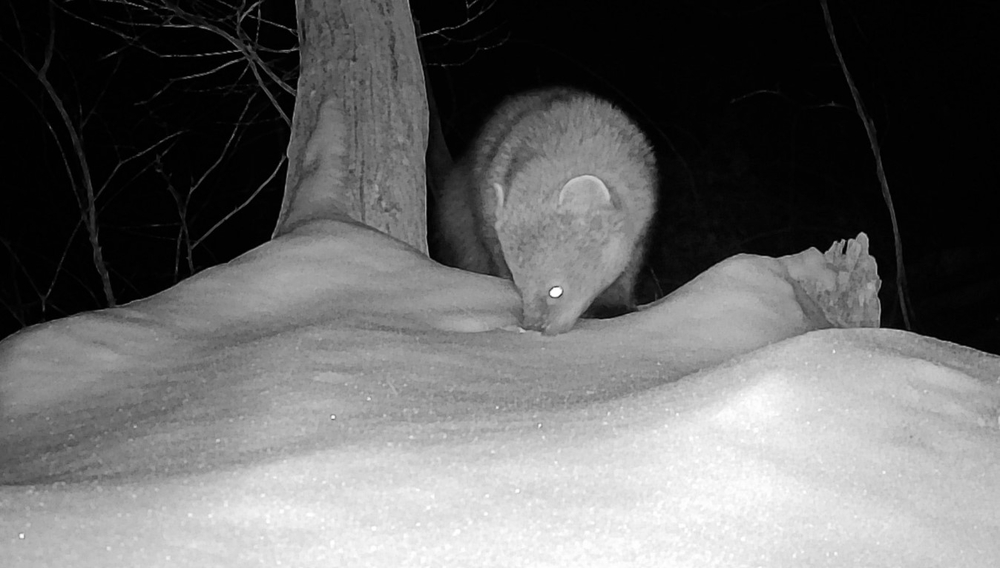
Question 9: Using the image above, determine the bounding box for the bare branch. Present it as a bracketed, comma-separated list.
[819, 0, 911, 329]
[16, 2, 117, 306]
[193, 154, 286, 250]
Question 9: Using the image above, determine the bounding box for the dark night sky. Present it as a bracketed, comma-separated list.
[2, 0, 998, 353]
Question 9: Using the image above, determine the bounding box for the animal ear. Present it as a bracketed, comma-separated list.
[493, 182, 506, 214]
[558, 175, 612, 213]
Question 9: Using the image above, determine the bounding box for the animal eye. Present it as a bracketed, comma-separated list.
[548, 285, 564, 299]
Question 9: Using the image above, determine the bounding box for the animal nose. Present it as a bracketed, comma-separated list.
[520, 296, 548, 332]
[521, 312, 547, 333]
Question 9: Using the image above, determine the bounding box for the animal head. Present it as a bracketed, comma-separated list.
[494, 174, 630, 335]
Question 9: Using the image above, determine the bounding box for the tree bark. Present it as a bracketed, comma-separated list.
[276, 0, 427, 253]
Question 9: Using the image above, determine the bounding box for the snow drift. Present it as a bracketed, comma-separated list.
[1, 221, 998, 567]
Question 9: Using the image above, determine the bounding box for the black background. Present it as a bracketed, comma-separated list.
[2, 0, 998, 353]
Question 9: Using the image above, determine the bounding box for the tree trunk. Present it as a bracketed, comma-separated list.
[275, 0, 427, 254]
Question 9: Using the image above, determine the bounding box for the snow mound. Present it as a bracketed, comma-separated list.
[1, 223, 997, 567]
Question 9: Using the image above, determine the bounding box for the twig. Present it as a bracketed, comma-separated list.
[819, 0, 911, 329]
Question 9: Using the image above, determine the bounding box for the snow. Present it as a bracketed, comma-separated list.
[1, 220, 998, 567]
